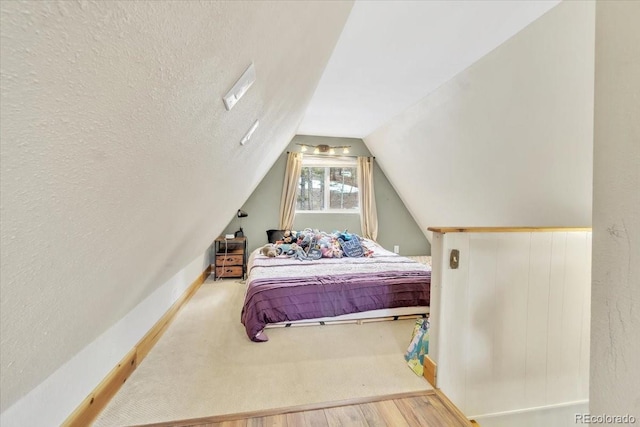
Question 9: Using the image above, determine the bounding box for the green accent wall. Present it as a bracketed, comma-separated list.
[223, 135, 430, 256]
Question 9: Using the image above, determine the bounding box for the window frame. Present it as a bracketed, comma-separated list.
[296, 156, 359, 214]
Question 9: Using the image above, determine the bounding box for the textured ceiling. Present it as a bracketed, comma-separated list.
[298, 0, 560, 138]
[0, 0, 352, 410]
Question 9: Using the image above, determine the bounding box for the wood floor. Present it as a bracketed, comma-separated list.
[139, 391, 473, 427]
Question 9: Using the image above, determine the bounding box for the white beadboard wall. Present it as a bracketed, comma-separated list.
[429, 230, 591, 423]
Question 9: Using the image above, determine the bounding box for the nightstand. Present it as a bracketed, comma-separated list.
[213, 236, 247, 280]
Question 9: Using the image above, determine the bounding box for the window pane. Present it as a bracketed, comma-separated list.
[329, 167, 358, 210]
[297, 167, 325, 210]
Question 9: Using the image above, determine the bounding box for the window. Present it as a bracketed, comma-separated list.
[296, 157, 358, 212]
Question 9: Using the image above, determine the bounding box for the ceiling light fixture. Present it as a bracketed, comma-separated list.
[223, 63, 256, 111]
[296, 143, 351, 155]
[240, 120, 259, 145]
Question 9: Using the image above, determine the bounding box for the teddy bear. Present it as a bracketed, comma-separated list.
[260, 243, 278, 257]
[331, 241, 344, 258]
[282, 230, 296, 244]
[320, 246, 333, 258]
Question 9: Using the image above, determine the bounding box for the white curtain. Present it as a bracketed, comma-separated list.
[279, 152, 303, 230]
[357, 156, 378, 241]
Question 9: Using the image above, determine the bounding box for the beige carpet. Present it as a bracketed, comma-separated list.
[94, 275, 432, 426]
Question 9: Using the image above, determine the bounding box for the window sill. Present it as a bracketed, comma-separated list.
[296, 210, 359, 214]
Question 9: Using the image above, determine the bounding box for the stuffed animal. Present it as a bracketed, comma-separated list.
[320, 246, 333, 258]
[332, 241, 344, 258]
[299, 233, 312, 249]
[288, 242, 309, 261]
[260, 244, 278, 257]
[282, 230, 298, 243]
[335, 229, 353, 242]
[288, 242, 299, 254]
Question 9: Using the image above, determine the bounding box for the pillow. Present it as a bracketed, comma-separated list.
[339, 235, 365, 257]
[266, 229, 286, 244]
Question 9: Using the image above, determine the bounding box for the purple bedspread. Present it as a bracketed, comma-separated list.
[240, 242, 431, 342]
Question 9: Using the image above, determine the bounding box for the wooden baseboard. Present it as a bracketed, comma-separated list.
[62, 266, 211, 427]
[423, 355, 437, 387]
[137, 266, 210, 360]
[435, 388, 475, 426]
[428, 226, 592, 234]
[422, 357, 474, 425]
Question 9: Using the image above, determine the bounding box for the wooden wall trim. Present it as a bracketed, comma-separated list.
[423, 355, 437, 388]
[427, 226, 591, 234]
[435, 389, 474, 426]
[62, 265, 211, 427]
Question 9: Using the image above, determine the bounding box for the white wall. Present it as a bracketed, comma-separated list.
[0, 0, 353, 413]
[364, 1, 594, 236]
[430, 230, 591, 424]
[591, 0, 640, 419]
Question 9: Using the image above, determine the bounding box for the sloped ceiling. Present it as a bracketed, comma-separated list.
[0, 0, 596, 413]
[0, 1, 352, 410]
[296, 0, 594, 239]
[365, 1, 595, 234]
[299, 0, 560, 138]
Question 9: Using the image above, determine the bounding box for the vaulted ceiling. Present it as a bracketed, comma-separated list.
[300, 0, 593, 238]
[1, 0, 595, 419]
[299, 0, 560, 138]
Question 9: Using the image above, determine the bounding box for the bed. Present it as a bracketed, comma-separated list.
[240, 238, 431, 342]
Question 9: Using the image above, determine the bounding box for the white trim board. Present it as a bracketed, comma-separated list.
[469, 399, 589, 419]
[470, 400, 589, 427]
